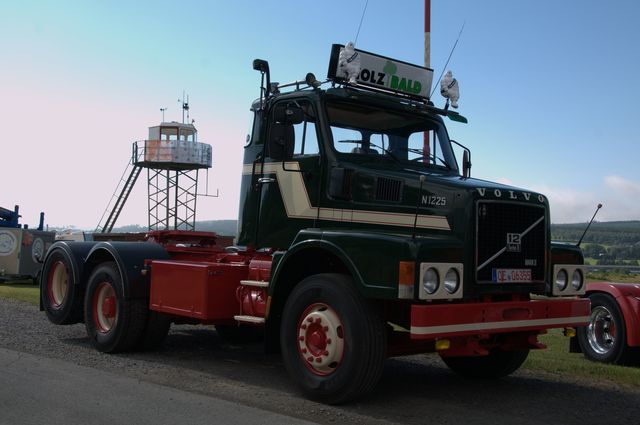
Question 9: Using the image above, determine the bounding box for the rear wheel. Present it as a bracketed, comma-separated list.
[84, 262, 146, 353]
[577, 293, 638, 364]
[441, 349, 529, 379]
[280, 273, 386, 404]
[41, 249, 83, 325]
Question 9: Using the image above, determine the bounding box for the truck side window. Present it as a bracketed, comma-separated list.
[407, 130, 447, 167]
[292, 101, 319, 155]
[331, 128, 362, 153]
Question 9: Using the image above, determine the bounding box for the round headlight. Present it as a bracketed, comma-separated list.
[571, 269, 583, 291]
[555, 269, 568, 292]
[444, 268, 460, 294]
[423, 268, 439, 295]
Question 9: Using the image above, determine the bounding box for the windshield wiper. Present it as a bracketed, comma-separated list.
[337, 140, 403, 165]
[401, 147, 451, 170]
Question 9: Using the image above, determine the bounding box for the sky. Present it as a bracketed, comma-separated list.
[1, 0, 639, 229]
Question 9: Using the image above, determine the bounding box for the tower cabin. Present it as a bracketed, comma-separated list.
[136, 122, 211, 170]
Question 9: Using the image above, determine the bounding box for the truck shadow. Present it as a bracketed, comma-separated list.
[57, 324, 639, 425]
[360, 357, 640, 425]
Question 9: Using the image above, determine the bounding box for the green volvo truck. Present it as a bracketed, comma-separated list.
[41, 44, 590, 403]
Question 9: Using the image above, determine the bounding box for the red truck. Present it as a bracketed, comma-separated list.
[575, 281, 640, 364]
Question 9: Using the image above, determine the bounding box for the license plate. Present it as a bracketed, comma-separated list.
[492, 268, 532, 283]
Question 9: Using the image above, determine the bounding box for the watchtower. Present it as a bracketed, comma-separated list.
[96, 120, 212, 233]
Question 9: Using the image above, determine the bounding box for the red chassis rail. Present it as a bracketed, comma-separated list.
[410, 298, 590, 341]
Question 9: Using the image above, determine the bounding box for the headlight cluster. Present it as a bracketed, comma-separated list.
[419, 263, 463, 300]
[552, 265, 586, 296]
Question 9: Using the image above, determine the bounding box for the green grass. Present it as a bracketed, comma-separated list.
[0, 283, 40, 306]
[587, 272, 640, 283]
[524, 329, 640, 388]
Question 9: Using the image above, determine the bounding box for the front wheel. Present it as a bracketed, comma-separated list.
[280, 273, 386, 404]
[577, 293, 638, 364]
[84, 262, 147, 353]
[441, 348, 529, 379]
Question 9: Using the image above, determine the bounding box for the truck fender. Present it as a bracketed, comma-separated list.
[39, 241, 96, 312]
[84, 242, 170, 300]
[270, 238, 364, 298]
[586, 282, 640, 347]
[264, 239, 364, 354]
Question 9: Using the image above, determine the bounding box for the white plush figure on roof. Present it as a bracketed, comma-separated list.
[338, 41, 361, 84]
[440, 70, 460, 108]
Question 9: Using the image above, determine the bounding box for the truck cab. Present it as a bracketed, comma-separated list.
[239, 46, 584, 303]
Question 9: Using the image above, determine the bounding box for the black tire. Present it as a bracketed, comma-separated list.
[280, 273, 386, 404]
[84, 262, 147, 353]
[441, 349, 529, 379]
[577, 293, 638, 365]
[216, 324, 264, 343]
[41, 248, 84, 325]
[136, 311, 171, 351]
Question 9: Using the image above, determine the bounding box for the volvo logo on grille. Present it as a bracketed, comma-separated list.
[507, 233, 521, 252]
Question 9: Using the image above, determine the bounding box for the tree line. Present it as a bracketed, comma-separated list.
[552, 221, 640, 265]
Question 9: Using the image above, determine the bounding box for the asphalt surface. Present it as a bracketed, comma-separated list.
[1, 297, 640, 424]
[0, 347, 313, 425]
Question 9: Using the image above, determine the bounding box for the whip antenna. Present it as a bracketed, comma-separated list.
[354, 0, 369, 44]
[430, 21, 466, 98]
[577, 203, 603, 247]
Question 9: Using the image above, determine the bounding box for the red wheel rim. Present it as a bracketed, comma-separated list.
[93, 282, 118, 333]
[296, 303, 345, 376]
[47, 261, 68, 309]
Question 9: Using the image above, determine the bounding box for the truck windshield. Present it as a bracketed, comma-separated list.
[326, 101, 458, 172]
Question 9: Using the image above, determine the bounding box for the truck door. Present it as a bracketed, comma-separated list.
[255, 99, 323, 249]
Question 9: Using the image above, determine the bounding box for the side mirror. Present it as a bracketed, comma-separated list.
[273, 104, 304, 125]
[253, 59, 271, 99]
[252, 59, 269, 73]
[267, 123, 294, 161]
[462, 149, 471, 178]
[451, 139, 471, 178]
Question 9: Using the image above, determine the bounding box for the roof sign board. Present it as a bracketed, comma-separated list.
[327, 44, 434, 100]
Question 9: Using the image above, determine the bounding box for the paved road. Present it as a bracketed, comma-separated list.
[0, 347, 313, 425]
[2, 297, 640, 424]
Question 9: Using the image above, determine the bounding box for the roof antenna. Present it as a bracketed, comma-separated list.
[354, 0, 369, 45]
[178, 91, 190, 123]
[577, 203, 603, 247]
[160, 107, 167, 122]
[430, 21, 466, 98]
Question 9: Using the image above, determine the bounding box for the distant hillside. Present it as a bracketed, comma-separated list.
[551, 221, 640, 245]
[111, 220, 238, 236]
[62, 219, 640, 248]
[194, 220, 238, 236]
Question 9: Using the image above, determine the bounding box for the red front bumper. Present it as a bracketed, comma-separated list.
[410, 298, 590, 340]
